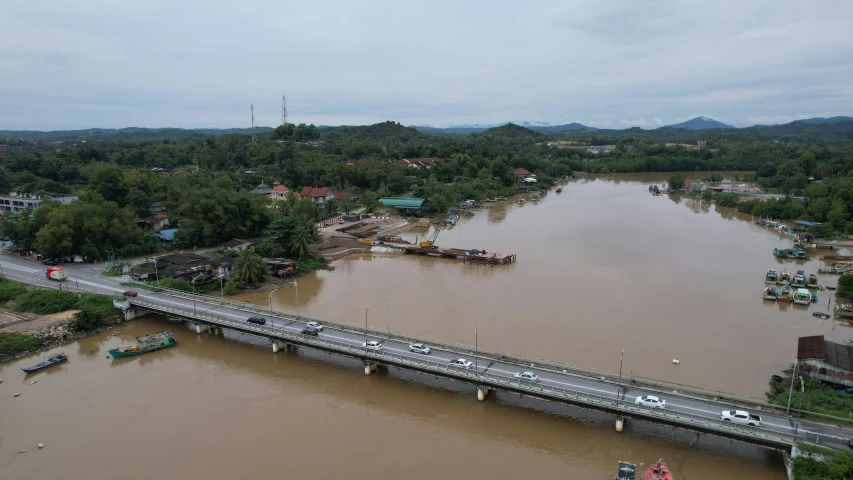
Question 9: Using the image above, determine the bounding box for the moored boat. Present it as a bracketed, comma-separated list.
[108, 331, 177, 358]
[807, 274, 819, 288]
[517, 199, 526, 205]
[763, 285, 778, 301]
[777, 271, 792, 285]
[778, 285, 793, 303]
[773, 248, 788, 259]
[643, 459, 674, 480]
[21, 353, 68, 373]
[813, 312, 831, 319]
[836, 305, 853, 319]
[791, 270, 807, 288]
[616, 461, 637, 480]
[556, 187, 562, 193]
[765, 269, 778, 283]
[793, 288, 812, 306]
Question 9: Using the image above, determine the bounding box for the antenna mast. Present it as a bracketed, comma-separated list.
[251, 104, 256, 143]
[281, 95, 287, 126]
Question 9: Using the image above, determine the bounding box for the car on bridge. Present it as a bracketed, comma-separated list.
[634, 395, 666, 409]
[514, 371, 539, 382]
[306, 322, 324, 331]
[409, 343, 431, 355]
[449, 359, 472, 369]
[247, 316, 266, 325]
[362, 340, 383, 351]
[301, 326, 319, 336]
[721, 410, 761, 427]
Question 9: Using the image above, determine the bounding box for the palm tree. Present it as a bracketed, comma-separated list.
[289, 216, 319, 260]
[234, 250, 267, 284]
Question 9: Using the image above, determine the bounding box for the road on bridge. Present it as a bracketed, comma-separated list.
[3, 255, 852, 449]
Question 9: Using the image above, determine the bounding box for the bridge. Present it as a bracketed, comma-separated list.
[0, 256, 850, 451]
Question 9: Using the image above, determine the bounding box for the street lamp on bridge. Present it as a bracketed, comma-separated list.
[383, 296, 389, 337]
[268, 288, 280, 328]
[475, 323, 483, 379]
[364, 305, 373, 354]
[617, 346, 626, 391]
[795, 376, 806, 435]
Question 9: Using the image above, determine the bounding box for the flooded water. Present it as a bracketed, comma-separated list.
[1, 173, 820, 479]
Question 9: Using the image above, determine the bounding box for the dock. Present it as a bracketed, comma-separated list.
[398, 245, 516, 265]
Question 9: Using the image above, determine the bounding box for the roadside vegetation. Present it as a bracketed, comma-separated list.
[0, 331, 43, 357]
[767, 375, 853, 420]
[793, 450, 853, 479]
[838, 275, 853, 299]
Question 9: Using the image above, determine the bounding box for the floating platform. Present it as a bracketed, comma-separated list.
[400, 246, 516, 265]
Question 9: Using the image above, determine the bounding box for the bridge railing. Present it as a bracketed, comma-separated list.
[131, 285, 794, 416]
[130, 298, 798, 447]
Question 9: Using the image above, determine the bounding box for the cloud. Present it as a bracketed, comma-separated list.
[1, 0, 852, 129]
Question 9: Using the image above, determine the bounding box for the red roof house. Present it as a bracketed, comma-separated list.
[514, 168, 532, 176]
[299, 187, 336, 206]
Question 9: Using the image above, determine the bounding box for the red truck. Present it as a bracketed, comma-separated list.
[45, 266, 68, 281]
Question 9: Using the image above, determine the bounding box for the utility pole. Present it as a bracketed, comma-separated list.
[629, 335, 637, 385]
[475, 323, 483, 379]
[795, 376, 806, 435]
[617, 346, 626, 392]
[495, 314, 501, 355]
[786, 358, 799, 416]
[281, 95, 287, 126]
[383, 296, 389, 336]
[364, 305, 373, 353]
[251, 104, 256, 143]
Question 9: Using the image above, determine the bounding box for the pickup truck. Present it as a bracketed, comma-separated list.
[720, 410, 761, 427]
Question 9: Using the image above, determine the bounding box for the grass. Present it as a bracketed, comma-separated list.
[0, 332, 43, 357]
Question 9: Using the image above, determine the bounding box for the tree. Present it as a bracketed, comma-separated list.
[292, 198, 317, 220]
[839, 274, 853, 299]
[324, 199, 340, 216]
[233, 250, 267, 284]
[289, 216, 320, 259]
[223, 278, 238, 295]
[35, 206, 75, 258]
[668, 173, 685, 191]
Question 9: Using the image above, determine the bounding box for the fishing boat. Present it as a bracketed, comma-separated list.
[643, 459, 674, 480]
[21, 353, 68, 373]
[108, 331, 177, 358]
[791, 271, 807, 288]
[807, 274, 819, 288]
[765, 269, 778, 283]
[793, 288, 812, 306]
[556, 187, 562, 193]
[836, 305, 853, 319]
[778, 285, 793, 303]
[773, 248, 789, 259]
[763, 285, 778, 301]
[615, 461, 637, 480]
[813, 312, 831, 319]
[777, 271, 792, 285]
[517, 199, 526, 205]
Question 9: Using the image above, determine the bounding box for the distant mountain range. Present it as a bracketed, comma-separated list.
[664, 116, 734, 130]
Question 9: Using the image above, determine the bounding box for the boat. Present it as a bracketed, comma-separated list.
[763, 285, 778, 301]
[643, 459, 674, 480]
[836, 305, 853, 319]
[777, 271, 792, 285]
[773, 248, 788, 259]
[556, 187, 562, 193]
[615, 461, 637, 480]
[765, 269, 778, 283]
[813, 312, 831, 319]
[778, 285, 793, 303]
[793, 288, 812, 306]
[21, 353, 68, 373]
[517, 199, 526, 205]
[807, 274, 819, 288]
[791, 271, 807, 288]
[108, 331, 177, 358]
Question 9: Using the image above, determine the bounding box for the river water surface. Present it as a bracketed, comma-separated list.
[4, 173, 838, 479]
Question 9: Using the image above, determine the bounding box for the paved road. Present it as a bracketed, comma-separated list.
[3, 255, 853, 448]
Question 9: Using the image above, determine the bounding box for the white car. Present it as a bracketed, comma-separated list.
[720, 410, 761, 426]
[514, 371, 539, 382]
[634, 395, 666, 409]
[409, 343, 431, 355]
[306, 322, 324, 331]
[362, 340, 383, 351]
[449, 359, 472, 369]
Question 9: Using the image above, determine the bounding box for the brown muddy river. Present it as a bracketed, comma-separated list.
[4, 173, 833, 479]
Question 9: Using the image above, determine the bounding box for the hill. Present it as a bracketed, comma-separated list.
[413, 121, 597, 135]
[319, 121, 424, 143]
[530, 123, 598, 134]
[0, 127, 272, 143]
[665, 116, 734, 130]
[799, 116, 853, 125]
[482, 123, 547, 139]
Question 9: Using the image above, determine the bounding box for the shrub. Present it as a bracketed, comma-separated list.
[15, 290, 79, 315]
[70, 307, 105, 333]
[839, 274, 853, 299]
[0, 280, 27, 302]
[0, 332, 43, 356]
[223, 278, 238, 296]
[157, 278, 193, 292]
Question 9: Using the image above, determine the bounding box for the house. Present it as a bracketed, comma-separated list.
[216, 256, 237, 278]
[514, 168, 532, 177]
[268, 181, 291, 201]
[154, 228, 178, 243]
[706, 186, 761, 195]
[798, 335, 853, 387]
[221, 238, 263, 252]
[250, 183, 273, 195]
[300, 187, 336, 208]
[148, 200, 165, 213]
[0, 192, 79, 213]
[140, 213, 170, 231]
[129, 252, 213, 282]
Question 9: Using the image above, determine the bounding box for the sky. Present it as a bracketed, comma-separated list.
[2, 0, 852, 130]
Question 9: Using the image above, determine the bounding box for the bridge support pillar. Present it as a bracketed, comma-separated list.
[272, 342, 280, 353]
[370, 364, 378, 372]
[615, 416, 624, 432]
[195, 323, 203, 334]
[364, 364, 372, 375]
[477, 388, 489, 402]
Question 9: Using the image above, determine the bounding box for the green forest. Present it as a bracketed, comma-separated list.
[2, 119, 853, 259]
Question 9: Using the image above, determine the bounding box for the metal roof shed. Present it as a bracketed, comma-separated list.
[378, 197, 429, 215]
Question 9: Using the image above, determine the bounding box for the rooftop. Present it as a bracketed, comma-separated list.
[378, 197, 427, 209]
[154, 229, 178, 241]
